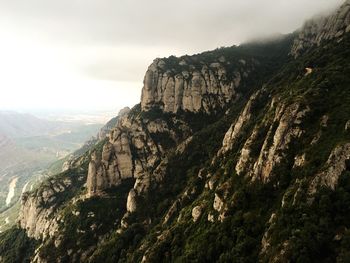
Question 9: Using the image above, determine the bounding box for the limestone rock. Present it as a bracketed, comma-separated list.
[293, 154, 306, 168]
[18, 179, 72, 239]
[208, 213, 215, 223]
[235, 125, 262, 175]
[113, 133, 133, 179]
[175, 136, 193, 155]
[86, 151, 108, 197]
[220, 90, 309, 183]
[309, 143, 350, 194]
[250, 103, 308, 182]
[192, 206, 202, 222]
[291, 1, 350, 57]
[260, 213, 277, 256]
[134, 173, 151, 194]
[163, 200, 181, 225]
[126, 189, 137, 213]
[118, 107, 131, 117]
[86, 113, 169, 197]
[140, 57, 254, 114]
[205, 177, 217, 190]
[311, 130, 322, 145]
[163, 186, 199, 225]
[98, 108, 130, 140]
[213, 193, 224, 212]
[219, 90, 265, 155]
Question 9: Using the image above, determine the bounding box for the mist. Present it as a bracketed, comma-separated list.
[0, 0, 344, 111]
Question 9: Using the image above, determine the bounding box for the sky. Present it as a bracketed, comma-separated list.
[0, 0, 344, 113]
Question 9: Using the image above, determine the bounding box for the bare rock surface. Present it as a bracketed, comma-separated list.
[291, 0, 350, 57]
[141, 57, 255, 114]
[310, 143, 350, 194]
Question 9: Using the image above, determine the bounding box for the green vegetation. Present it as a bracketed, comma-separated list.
[38, 179, 135, 262]
[114, 31, 350, 262]
[0, 227, 38, 263]
[1, 26, 350, 263]
[15, 123, 101, 155]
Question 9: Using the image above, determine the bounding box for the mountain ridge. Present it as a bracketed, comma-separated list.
[1, 1, 350, 262]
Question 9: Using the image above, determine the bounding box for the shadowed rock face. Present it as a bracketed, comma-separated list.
[291, 0, 350, 57]
[141, 57, 255, 114]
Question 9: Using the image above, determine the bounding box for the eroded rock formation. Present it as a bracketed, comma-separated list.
[310, 143, 350, 193]
[291, 0, 350, 57]
[19, 177, 72, 239]
[141, 57, 255, 113]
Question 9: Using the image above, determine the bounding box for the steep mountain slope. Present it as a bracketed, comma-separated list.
[1, 1, 350, 262]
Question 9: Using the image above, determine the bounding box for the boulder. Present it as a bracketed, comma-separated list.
[191, 206, 202, 222]
[126, 189, 137, 213]
[213, 194, 224, 212]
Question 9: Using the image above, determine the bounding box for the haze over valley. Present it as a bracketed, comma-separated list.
[0, 110, 108, 232]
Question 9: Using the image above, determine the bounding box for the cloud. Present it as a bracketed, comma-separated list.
[0, 0, 343, 48]
[0, 0, 344, 110]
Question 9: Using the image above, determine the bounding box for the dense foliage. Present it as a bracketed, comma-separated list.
[0, 227, 37, 263]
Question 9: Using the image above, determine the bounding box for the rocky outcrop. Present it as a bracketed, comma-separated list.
[249, 103, 308, 182]
[235, 124, 265, 175]
[85, 106, 194, 231]
[291, 0, 350, 57]
[260, 212, 277, 256]
[213, 193, 224, 212]
[218, 89, 266, 155]
[98, 107, 130, 140]
[191, 206, 202, 222]
[293, 153, 306, 168]
[309, 143, 350, 194]
[86, 115, 162, 198]
[62, 110, 133, 173]
[162, 185, 200, 226]
[218, 88, 309, 182]
[126, 189, 137, 213]
[19, 177, 72, 239]
[141, 57, 255, 114]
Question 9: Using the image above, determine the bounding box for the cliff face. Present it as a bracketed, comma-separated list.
[19, 165, 87, 240]
[219, 94, 308, 183]
[291, 0, 350, 57]
[84, 39, 286, 211]
[86, 111, 191, 201]
[140, 56, 255, 114]
[5, 2, 350, 263]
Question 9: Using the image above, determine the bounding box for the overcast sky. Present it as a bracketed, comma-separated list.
[0, 0, 344, 112]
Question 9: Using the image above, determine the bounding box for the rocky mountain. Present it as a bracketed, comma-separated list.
[291, 0, 350, 57]
[1, 1, 350, 262]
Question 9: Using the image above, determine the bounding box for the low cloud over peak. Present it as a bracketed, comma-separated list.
[0, 0, 344, 110]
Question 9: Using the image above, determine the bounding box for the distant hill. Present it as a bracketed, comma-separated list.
[0, 111, 103, 230]
[0, 111, 62, 138]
